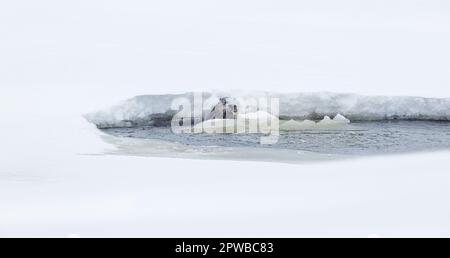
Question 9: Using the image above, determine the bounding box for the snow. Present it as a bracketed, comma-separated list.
[86, 92, 450, 129]
[281, 119, 316, 131]
[1, 91, 450, 237]
[181, 110, 280, 133]
[2, 1, 450, 98]
[280, 114, 350, 131]
[333, 114, 351, 124]
[2, 120, 450, 236]
[2, 0, 450, 237]
[238, 110, 279, 121]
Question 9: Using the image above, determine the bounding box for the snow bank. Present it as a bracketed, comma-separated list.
[2, 90, 450, 237]
[85, 92, 450, 128]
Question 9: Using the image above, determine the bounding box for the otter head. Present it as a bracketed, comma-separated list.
[206, 97, 239, 120]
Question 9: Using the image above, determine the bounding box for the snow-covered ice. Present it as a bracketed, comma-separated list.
[86, 92, 450, 129]
[2, 0, 450, 237]
[280, 114, 350, 131]
[1, 91, 450, 237]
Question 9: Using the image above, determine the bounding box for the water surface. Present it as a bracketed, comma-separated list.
[101, 121, 450, 156]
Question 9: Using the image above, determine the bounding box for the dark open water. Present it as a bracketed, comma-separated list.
[101, 121, 450, 156]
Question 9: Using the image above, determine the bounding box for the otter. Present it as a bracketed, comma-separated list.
[205, 97, 238, 121]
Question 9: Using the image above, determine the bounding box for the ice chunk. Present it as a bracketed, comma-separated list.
[237, 110, 278, 121]
[333, 113, 351, 124]
[280, 119, 316, 131]
[280, 114, 351, 131]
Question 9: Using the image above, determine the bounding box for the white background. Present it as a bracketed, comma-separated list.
[1, 0, 450, 103]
